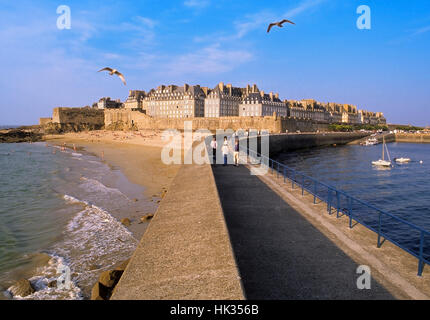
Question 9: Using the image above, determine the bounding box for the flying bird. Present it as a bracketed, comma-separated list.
[98, 67, 127, 85]
[267, 19, 295, 33]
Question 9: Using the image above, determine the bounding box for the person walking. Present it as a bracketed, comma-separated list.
[222, 136, 229, 166]
[233, 138, 240, 167]
[210, 137, 217, 164]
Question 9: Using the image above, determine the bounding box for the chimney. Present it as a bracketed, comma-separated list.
[269, 92, 273, 101]
[246, 84, 250, 94]
[227, 84, 232, 95]
[184, 84, 189, 92]
[252, 84, 257, 93]
[219, 82, 224, 91]
[260, 90, 265, 98]
[275, 93, 279, 99]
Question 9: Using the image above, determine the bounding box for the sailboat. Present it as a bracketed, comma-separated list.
[372, 136, 392, 167]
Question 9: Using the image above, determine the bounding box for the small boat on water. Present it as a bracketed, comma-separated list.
[394, 157, 411, 164]
[372, 159, 392, 167]
[361, 137, 379, 146]
[372, 137, 392, 167]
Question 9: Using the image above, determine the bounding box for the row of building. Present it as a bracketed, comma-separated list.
[94, 82, 386, 125]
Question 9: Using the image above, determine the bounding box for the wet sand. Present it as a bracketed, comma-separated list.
[44, 131, 182, 239]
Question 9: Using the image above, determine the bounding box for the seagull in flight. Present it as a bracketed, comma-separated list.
[267, 19, 295, 33]
[98, 67, 127, 86]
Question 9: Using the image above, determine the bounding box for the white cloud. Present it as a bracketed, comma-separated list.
[184, 0, 210, 9]
[388, 24, 430, 45]
[160, 44, 253, 76]
[412, 25, 430, 36]
[135, 16, 158, 29]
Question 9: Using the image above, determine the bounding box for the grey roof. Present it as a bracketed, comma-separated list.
[243, 92, 282, 103]
[210, 84, 243, 97]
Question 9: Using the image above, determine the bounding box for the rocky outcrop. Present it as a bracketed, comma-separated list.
[8, 279, 35, 298]
[0, 129, 43, 143]
[91, 259, 130, 300]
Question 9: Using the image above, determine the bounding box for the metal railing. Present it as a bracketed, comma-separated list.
[247, 149, 430, 276]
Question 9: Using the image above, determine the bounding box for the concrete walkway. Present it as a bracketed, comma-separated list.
[111, 163, 244, 300]
[212, 164, 394, 300]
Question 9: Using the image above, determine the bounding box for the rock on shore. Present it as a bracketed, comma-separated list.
[91, 259, 130, 300]
[139, 214, 154, 223]
[120, 218, 131, 227]
[7, 279, 35, 298]
[0, 129, 43, 143]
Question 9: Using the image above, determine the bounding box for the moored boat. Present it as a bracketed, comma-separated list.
[394, 157, 411, 163]
[372, 136, 393, 168]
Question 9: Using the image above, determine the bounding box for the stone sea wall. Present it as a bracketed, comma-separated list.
[104, 109, 330, 133]
[395, 133, 430, 143]
[39, 107, 105, 134]
[52, 107, 105, 126]
[248, 132, 370, 157]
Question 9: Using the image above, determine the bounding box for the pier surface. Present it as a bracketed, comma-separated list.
[212, 164, 394, 299]
[111, 162, 244, 300]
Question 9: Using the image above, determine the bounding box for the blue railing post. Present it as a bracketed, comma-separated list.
[418, 231, 425, 276]
[283, 167, 286, 183]
[348, 196, 353, 229]
[292, 170, 295, 189]
[327, 188, 332, 214]
[377, 212, 382, 248]
[301, 175, 305, 196]
[336, 191, 340, 218]
[313, 180, 317, 204]
[277, 162, 279, 179]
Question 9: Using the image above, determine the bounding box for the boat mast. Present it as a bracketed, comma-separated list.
[385, 140, 392, 163]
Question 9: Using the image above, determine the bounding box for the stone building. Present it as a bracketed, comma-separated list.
[124, 90, 146, 111]
[288, 100, 314, 120]
[204, 82, 243, 117]
[299, 99, 329, 122]
[97, 97, 123, 109]
[146, 84, 206, 118]
[359, 110, 386, 125]
[115, 82, 386, 125]
[239, 91, 287, 117]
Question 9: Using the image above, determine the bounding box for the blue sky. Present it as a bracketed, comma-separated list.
[0, 0, 429, 126]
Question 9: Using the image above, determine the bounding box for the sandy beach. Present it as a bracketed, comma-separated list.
[44, 130, 182, 239]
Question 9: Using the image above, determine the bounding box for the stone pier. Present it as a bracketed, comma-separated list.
[111, 162, 244, 300]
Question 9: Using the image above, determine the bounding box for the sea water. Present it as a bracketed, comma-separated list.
[0, 142, 150, 299]
[276, 142, 430, 260]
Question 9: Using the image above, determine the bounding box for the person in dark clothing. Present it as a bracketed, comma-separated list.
[210, 137, 217, 164]
[233, 137, 240, 167]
